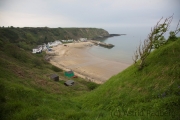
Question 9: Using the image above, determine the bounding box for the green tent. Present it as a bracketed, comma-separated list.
[64, 71, 74, 77]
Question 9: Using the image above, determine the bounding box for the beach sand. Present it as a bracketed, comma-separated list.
[49, 42, 130, 84]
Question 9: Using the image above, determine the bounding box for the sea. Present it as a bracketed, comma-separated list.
[88, 26, 172, 64]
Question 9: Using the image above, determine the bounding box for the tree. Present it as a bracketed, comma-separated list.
[132, 16, 174, 70]
[168, 20, 180, 41]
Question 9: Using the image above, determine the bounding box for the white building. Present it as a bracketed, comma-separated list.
[47, 40, 62, 47]
[32, 45, 42, 53]
[61, 39, 74, 43]
[54, 40, 62, 45]
[80, 38, 87, 42]
[47, 42, 53, 47]
[42, 43, 47, 51]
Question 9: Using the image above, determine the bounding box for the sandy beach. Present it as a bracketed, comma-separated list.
[49, 42, 130, 84]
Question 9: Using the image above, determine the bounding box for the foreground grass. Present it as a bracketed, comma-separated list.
[0, 38, 180, 120]
[78, 39, 180, 120]
[0, 43, 99, 120]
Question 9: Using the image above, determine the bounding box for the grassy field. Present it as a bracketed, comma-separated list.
[0, 27, 179, 119]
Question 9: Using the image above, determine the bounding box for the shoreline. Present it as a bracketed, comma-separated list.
[48, 41, 130, 84]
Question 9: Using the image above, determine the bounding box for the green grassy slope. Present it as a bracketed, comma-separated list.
[78, 38, 180, 120]
[0, 43, 99, 120]
[0, 27, 179, 119]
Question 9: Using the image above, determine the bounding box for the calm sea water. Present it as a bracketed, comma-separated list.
[88, 25, 180, 64]
[88, 27, 155, 64]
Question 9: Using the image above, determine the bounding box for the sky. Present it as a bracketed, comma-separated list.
[0, 0, 180, 33]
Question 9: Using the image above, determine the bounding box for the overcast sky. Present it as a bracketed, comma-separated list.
[0, 0, 180, 30]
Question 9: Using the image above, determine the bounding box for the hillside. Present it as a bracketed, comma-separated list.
[0, 27, 180, 119]
[79, 38, 180, 120]
[0, 27, 109, 51]
[0, 44, 100, 120]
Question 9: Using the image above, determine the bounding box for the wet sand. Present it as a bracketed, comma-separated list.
[49, 42, 130, 84]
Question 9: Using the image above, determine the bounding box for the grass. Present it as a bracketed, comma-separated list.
[0, 42, 100, 120]
[77, 38, 180, 119]
[0, 36, 180, 119]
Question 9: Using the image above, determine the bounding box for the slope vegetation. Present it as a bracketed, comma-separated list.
[79, 38, 180, 120]
[0, 27, 179, 119]
[0, 37, 99, 120]
[0, 27, 109, 51]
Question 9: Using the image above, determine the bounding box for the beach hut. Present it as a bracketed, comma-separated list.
[64, 80, 74, 86]
[50, 74, 59, 81]
[64, 70, 74, 78]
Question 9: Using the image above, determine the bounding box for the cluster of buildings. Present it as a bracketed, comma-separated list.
[32, 38, 87, 54]
[32, 40, 62, 54]
[79, 38, 87, 42]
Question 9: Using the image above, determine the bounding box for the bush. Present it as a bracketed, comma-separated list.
[86, 82, 99, 90]
[32, 58, 42, 68]
[18, 41, 31, 50]
[0, 40, 3, 48]
[132, 16, 180, 70]
[0, 29, 19, 42]
[51, 65, 63, 72]
[5, 44, 28, 62]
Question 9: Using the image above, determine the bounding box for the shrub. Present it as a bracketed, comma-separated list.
[32, 58, 42, 68]
[86, 82, 99, 90]
[51, 65, 63, 72]
[0, 29, 19, 42]
[5, 44, 28, 62]
[18, 41, 31, 50]
[133, 15, 180, 70]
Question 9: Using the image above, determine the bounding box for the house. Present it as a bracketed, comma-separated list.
[42, 43, 47, 51]
[64, 80, 74, 86]
[80, 38, 87, 42]
[51, 41, 58, 46]
[54, 40, 62, 45]
[47, 42, 53, 47]
[50, 74, 59, 81]
[61, 40, 66, 42]
[61, 39, 74, 43]
[68, 39, 74, 42]
[47, 40, 62, 48]
[32, 45, 42, 53]
[64, 70, 74, 78]
[32, 40, 61, 53]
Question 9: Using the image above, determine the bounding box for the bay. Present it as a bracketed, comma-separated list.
[88, 27, 152, 64]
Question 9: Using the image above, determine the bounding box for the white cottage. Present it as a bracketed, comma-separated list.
[42, 43, 47, 51]
[54, 40, 62, 45]
[68, 39, 74, 42]
[32, 45, 42, 53]
[61, 40, 66, 43]
[80, 38, 87, 42]
[47, 42, 53, 47]
[61, 39, 74, 43]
